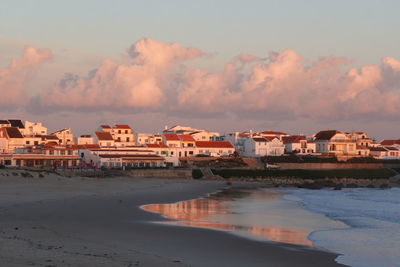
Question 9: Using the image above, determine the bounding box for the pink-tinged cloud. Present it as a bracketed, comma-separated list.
[40, 38, 204, 110]
[37, 38, 400, 121]
[0, 46, 52, 107]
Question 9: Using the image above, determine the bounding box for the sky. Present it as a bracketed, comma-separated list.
[1, 0, 400, 140]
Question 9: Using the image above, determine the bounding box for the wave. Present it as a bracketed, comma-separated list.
[283, 188, 400, 267]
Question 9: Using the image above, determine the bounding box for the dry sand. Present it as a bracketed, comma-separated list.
[0, 169, 345, 266]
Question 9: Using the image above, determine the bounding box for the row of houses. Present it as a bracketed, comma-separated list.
[226, 129, 400, 160]
[0, 119, 399, 169]
[0, 121, 234, 168]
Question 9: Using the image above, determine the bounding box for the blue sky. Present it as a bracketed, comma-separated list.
[2, 0, 399, 64]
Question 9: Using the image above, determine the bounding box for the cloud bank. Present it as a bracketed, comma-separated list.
[5, 38, 400, 122]
[0, 46, 52, 107]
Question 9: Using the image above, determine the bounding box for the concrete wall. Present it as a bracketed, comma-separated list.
[127, 169, 192, 179]
[278, 162, 400, 169]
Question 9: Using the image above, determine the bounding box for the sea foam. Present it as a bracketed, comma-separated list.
[283, 188, 400, 267]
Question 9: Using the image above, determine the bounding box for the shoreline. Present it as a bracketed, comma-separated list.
[0, 171, 345, 267]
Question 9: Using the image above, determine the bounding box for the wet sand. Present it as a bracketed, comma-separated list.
[0, 170, 345, 266]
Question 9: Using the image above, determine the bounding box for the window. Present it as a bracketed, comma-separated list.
[34, 141, 39, 145]
[60, 150, 65, 155]
[126, 137, 130, 142]
[125, 130, 128, 134]
[118, 130, 121, 134]
[26, 141, 30, 145]
[49, 150, 54, 155]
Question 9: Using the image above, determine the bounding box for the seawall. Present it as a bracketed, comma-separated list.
[278, 162, 400, 169]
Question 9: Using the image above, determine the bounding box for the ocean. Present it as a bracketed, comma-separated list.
[142, 187, 400, 267]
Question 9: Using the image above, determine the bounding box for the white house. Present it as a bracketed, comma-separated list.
[282, 135, 316, 154]
[111, 124, 135, 147]
[94, 131, 115, 147]
[80, 147, 165, 168]
[24, 121, 48, 136]
[136, 133, 163, 145]
[314, 130, 357, 156]
[195, 141, 234, 156]
[347, 131, 373, 148]
[76, 135, 94, 145]
[0, 143, 81, 168]
[163, 125, 221, 141]
[97, 124, 135, 147]
[0, 127, 25, 153]
[369, 147, 400, 159]
[51, 128, 75, 145]
[242, 137, 285, 157]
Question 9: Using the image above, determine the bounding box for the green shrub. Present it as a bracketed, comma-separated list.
[192, 169, 204, 179]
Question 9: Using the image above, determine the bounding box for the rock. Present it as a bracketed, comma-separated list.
[379, 183, 391, 189]
[346, 183, 358, 188]
[333, 183, 343, 190]
[298, 182, 324, 190]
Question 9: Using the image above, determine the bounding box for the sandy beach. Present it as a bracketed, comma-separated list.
[0, 169, 344, 267]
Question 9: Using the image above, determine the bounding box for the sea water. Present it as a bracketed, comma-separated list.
[142, 188, 346, 246]
[142, 187, 400, 267]
[284, 188, 400, 267]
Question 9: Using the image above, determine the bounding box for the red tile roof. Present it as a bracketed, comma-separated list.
[314, 130, 341, 140]
[4, 127, 23, 138]
[147, 143, 169, 148]
[195, 141, 233, 148]
[282, 135, 306, 144]
[164, 133, 180, 141]
[260, 130, 288, 136]
[95, 131, 114, 141]
[380, 139, 400, 146]
[370, 147, 387, 152]
[100, 125, 111, 129]
[178, 134, 195, 142]
[114, 124, 131, 129]
[252, 136, 278, 142]
[252, 137, 268, 142]
[238, 132, 250, 137]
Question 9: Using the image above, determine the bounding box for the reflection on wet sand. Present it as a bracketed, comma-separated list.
[141, 188, 313, 246]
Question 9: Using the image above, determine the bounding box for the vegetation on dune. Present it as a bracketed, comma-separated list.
[261, 155, 400, 164]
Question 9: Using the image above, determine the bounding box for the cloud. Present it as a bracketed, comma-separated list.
[0, 46, 52, 107]
[39, 38, 204, 111]
[35, 37, 400, 122]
